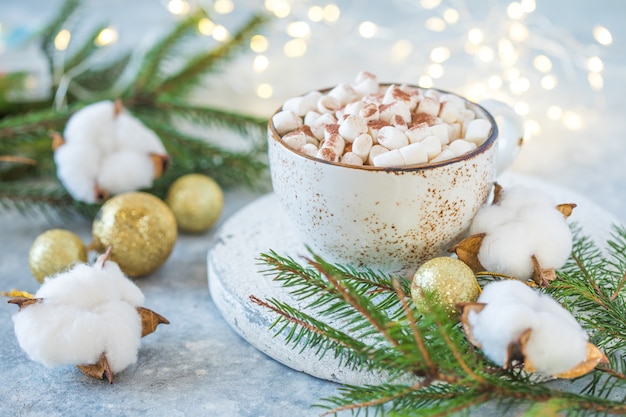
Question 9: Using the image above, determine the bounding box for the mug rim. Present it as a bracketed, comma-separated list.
[268, 84, 499, 172]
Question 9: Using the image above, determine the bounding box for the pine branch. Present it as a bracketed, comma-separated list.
[256, 238, 626, 416]
[156, 13, 269, 95]
[38, 0, 81, 67]
[63, 23, 109, 72]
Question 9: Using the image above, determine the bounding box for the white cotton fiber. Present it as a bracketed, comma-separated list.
[12, 256, 146, 374]
[469, 204, 516, 235]
[55, 100, 168, 203]
[63, 101, 115, 147]
[518, 206, 572, 269]
[478, 222, 535, 279]
[498, 186, 555, 211]
[469, 301, 537, 367]
[468, 281, 588, 376]
[97, 150, 155, 194]
[523, 311, 588, 375]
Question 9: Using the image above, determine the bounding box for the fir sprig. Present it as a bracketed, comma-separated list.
[0, 0, 271, 218]
[255, 225, 626, 416]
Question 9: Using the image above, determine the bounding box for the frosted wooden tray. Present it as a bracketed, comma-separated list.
[207, 172, 618, 385]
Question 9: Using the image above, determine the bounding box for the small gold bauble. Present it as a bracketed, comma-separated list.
[165, 174, 224, 233]
[92, 192, 177, 277]
[411, 257, 480, 316]
[29, 229, 87, 283]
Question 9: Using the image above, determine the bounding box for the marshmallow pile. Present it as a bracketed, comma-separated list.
[12, 252, 145, 375]
[469, 186, 573, 280]
[271, 71, 492, 167]
[465, 280, 588, 376]
[54, 100, 169, 203]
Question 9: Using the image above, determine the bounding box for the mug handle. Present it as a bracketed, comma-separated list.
[479, 99, 525, 175]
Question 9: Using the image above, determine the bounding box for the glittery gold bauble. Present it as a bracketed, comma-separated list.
[28, 229, 87, 283]
[165, 174, 224, 233]
[411, 257, 480, 316]
[92, 192, 177, 277]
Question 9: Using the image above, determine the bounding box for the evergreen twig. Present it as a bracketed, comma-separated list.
[255, 224, 626, 416]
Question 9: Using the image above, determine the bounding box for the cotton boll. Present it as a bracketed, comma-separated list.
[97, 150, 155, 195]
[478, 280, 539, 308]
[535, 292, 582, 330]
[64, 101, 115, 147]
[523, 311, 588, 375]
[115, 113, 166, 154]
[54, 144, 101, 203]
[95, 301, 142, 373]
[469, 302, 537, 367]
[13, 303, 105, 367]
[38, 264, 119, 308]
[469, 204, 517, 235]
[478, 222, 535, 279]
[101, 261, 145, 307]
[518, 206, 573, 269]
[498, 186, 555, 210]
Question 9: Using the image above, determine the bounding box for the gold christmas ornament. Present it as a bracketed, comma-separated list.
[410, 257, 480, 316]
[165, 174, 224, 233]
[28, 229, 87, 283]
[92, 192, 177, 277]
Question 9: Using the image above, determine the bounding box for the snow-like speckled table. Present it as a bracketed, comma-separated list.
[2, 0, 626, 416]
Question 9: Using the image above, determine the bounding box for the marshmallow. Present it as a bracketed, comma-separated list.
[338, 115, 368, 142]
[379, 101, 411, 124]
[430, 148, 455, 163]
[272, 110, 302, 135]
[324, 123, 341, 140]
[439, 93, 465, 109]
[377, 126, 409, 150]
[382, 85, 412, 105]
[399, 142, 428, 166]
[316, 147, 339, 162]
[353, 71, 379, 96]
[317, 95, 341, 114]
[282, 131, 307, 150]
[429, 123, 449, 145]
[300, 143, 318, 158]
[344, 100, 367, 116]
[448, 123, 462, 141]
[359, 103, 379, 121]
[321, 133, 346, 156]
[368, 144, 390, 165]
[438, 102, 459, 124]
[304, 110, 322, 125]
[309, 113, 337, 139]
[464, 118, 492, 145]
[424, 89, 441, 101]
[351, 133, 373, 160]
[283, 91, 322, 116]
[327, 83, 358, 106]
[416, 96, 440, 117]
[449, 139, 477, 156]
[390, 114, 408, 132]
[421, 135, 442, 159]
[340, 152, 364, 166]
[373, 148, 404, 167]
[367, 120, 389, 143]
[406, 123, 431, 144]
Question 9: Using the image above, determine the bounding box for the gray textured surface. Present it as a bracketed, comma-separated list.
[2, 1, 626, 416]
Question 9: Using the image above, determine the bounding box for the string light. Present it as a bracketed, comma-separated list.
[95, 27, 118, 46]
[253, 55, 269, 72]
[506, 2, 525, 20]
[250, 34, 268, 53]
[54, 29, 71, 51]
[586, 56, 604, 72]
[430, 46, 450, 63]
[167, 0, 189, 15]
[427, 64, 444, 78]
[284, 38, 307, 57]
[593, 25, 613, 45]
[533, 55, 552, 72]
[212, 25, 229, 42]
[443, 8, 459, 24]
[420, 0, 442, 9]
[213, 0, 234, 14]
[487, 75, 503, 89]
[510, 77, 530, 94]
[540, 75, 557, 90]
[588, 72, 604, 91]
[418, 75, 434, 88]
[307, 6, 324, 22]
[287, 21, 311, 38]
[514, 101, 529, 116]
[477, 46, 494, 62]
[322, 4, 341, 23]
[256, 83, 273, 99]
[509, 22, 529, 42]
[524, 119, 541, 138]
[425, 17, 446, 32]
[358, 21, 378, 38]
[562, 111, 583, 130]
[467, 28, 484, 44]
[265, 0, 291, 18]
[198, 18, 215, 36]
[520, 0, 536, 13]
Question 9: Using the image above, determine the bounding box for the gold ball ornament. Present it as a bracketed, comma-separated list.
[411, 257, 480, 316]
[92, 192, 177, 277]
[28, 229, 87, 283]
[165, 174, 224, 233]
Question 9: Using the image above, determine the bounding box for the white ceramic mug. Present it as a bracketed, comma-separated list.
[268, 87, 522, 277]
